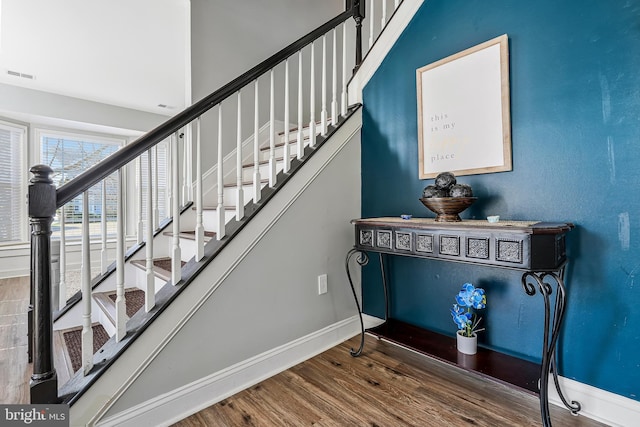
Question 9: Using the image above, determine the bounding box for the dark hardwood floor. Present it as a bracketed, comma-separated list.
[0, 276, 31, 404]
[1, 277, 606, 425]
[174, 335, 606, 427]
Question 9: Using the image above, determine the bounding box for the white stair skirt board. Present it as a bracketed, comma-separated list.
[547, 374, 640, 427]
[96, 314, 381, 427]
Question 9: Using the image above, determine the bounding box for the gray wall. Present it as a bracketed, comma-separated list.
[103, 123, 361, 417]
[190, 0, 346, 177]
[191, 0, 344, 100]
[0, 83, 167, 134]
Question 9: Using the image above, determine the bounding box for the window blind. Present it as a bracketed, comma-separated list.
[0, 122, 26, 243]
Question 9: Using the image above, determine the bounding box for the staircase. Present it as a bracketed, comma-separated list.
[26, 0, 421, 424]
[50, 124, 321, 383]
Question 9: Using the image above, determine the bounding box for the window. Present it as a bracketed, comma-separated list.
[0, 120, 27, 244]
[138, 140, 169, 234]
[37, 129, 124, 240]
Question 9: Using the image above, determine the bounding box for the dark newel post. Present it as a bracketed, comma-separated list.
[352, 0, 365, 72]
[28, 165, 59, 404]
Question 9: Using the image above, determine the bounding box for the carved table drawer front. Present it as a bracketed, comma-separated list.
[352, 218, 571, 271]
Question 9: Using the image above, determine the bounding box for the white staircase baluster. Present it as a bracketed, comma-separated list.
[153, 145, 159, 229]
[58, 206, 67, 309]
[195, 117, 205, 261]
[283, 59, 291, 173]
[146, 150, 156, 311]
[309, 41, 316, 148]
[253, 80, 262, 201]
[167, 137, 173, 222]
[171, 132, 182, 284]
[331, 28, 338, 127]
[236, 91, 245, 219]
[100, 180, 108, 274]
[217, 104, 226, 240]
[382, 0, 387, 28]
[297, 51, 304, 160]
[341, 22, 348, 117]
[269, 69, 277, 186]
[321, 36, 328, 136]
[183, 128, 192, 205]
[369, 0, 375, 49]
[81, 191, 93, 375]
[137, 157, 143, 244]
[116, 169, 126, 341]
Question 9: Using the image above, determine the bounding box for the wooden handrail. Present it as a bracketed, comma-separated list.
[56, 10, 354, 208]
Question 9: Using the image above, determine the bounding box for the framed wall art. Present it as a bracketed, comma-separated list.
[416, 34, 511, 179]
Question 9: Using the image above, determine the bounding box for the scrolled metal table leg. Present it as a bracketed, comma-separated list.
[522, 269, 581, 427]
[546, 270, 582, 415]
[345, 248, 369, 357]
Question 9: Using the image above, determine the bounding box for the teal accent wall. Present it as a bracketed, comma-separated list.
[361, 0, 640, 401]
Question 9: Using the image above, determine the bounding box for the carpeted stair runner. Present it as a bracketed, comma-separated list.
[152, 258, 186, 272]
[108, 288, 146, 318]
[63, 325, 110, 373]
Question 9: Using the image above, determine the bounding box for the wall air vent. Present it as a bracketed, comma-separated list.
[157, 104, 174, 109]
[6, 70, 35, 80]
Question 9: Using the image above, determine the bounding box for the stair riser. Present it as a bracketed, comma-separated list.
[203, 208, 237, 232]
[134, 265, 169, 292]
[175, 238, 201, 263]
[222, 184, 264, 206]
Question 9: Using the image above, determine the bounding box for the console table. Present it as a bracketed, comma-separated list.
[345, 217, 581, 427]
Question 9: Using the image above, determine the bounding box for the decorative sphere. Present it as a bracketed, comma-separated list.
[422, 185, 448, 198]
[449, 184, 473, 197]
[435, 172, 457, 190]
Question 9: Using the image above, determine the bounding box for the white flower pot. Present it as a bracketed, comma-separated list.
[456, 331, 477, 355]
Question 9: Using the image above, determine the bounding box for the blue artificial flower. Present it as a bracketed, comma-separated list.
[456, 283, 486, 309]
[450, 304, 471, 330]
[451, 283, 487, 336]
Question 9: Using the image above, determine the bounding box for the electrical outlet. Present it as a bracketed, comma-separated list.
[318, 274, 328, 295]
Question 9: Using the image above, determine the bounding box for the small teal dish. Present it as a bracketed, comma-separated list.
[401, 214, 412, 220]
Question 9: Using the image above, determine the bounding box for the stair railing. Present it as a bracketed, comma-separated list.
[28, 0, 405, 404]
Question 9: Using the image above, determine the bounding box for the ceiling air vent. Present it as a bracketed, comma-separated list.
[7, 70, 35, 80]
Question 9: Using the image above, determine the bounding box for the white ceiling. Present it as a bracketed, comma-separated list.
[0, 0, 188, 116]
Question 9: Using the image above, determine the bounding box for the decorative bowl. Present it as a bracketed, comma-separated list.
[419, 197, 477, 222]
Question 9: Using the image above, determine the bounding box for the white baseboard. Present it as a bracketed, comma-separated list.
[548, 374, 640, 427]
[97, 314, 380, 427]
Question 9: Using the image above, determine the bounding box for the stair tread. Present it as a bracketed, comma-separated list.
[93, 288, 146, 324]
[241, 155, 292, 169]
[223, 178, 268, 188]
[260, 135, 312, 152]
[194, 205, 236, 211]
[277, 118, 327, 136]
[60, 323, 110, 373]
[162, 230, 216, 241]
[131, 258, 187, 281]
